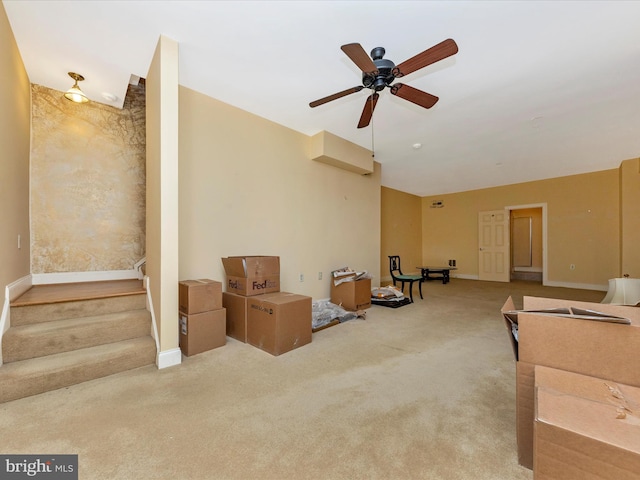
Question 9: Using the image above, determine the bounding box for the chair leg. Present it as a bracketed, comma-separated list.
[409, 280, 414, 303]
[418, 279, 423, 299]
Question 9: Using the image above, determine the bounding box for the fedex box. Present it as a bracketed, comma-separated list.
[330, 277, 372, 311]
[502, 296, 640, 469]
[247, 292, 312, 356]
[222, 256, 280, 296]
[534, 366, 640, 479]
[178, 279, 222, 314]
[179, 308, 226, 357]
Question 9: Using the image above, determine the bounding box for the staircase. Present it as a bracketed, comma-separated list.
[1, 280, 157, 403]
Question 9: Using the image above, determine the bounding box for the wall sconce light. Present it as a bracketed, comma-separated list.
[64, 72, 89, 103]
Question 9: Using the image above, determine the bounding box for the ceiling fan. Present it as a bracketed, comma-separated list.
[309, 39, 458, 128]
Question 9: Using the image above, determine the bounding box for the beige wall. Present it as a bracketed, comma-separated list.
[380, 187, 422, 283]
[420, 169, 621, 289]
[0, 3, 30, 288]
[30, 83, 146, 273]
[146, 36, 180, 355]
[620, 158, 640, 277]
[178, 86, 382, 298]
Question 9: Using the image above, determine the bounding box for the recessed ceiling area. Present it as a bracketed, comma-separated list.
[4, 0, 640, 196]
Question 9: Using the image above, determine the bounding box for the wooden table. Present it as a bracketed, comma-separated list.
[417, 266, 457, 284]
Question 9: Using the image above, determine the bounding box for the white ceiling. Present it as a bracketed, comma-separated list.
[4, 0, 640, 196]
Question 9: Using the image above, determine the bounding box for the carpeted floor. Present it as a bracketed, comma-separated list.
[0, 279, 604, 479]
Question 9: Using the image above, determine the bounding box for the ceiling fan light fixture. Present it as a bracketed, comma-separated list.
[64, 72, 89, 103]
[310, 39, 458, 129]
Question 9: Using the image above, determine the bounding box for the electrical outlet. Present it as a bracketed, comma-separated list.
[318, 272, 322, 280]
[17, 234, 21, 249]
[299, 274, 304, 282]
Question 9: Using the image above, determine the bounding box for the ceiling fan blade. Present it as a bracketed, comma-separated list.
[341, 43, 378, 75]
[309, 86, 364, 108]
[357, 93, 379, 129]
[390, 83, 439, 109]
[393, 39, 458, 78]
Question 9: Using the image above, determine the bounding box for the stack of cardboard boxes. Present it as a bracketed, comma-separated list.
[178, 279, 226, 357]
[222, 256, 312, 356]
[501, 296, 640, 478]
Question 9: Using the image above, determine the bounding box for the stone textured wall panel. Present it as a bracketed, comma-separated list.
[31, 83, 146, 273]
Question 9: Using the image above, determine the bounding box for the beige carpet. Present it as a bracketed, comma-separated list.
[0, 279, 604, 479]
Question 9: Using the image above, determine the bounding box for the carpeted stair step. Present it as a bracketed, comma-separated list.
[0, 336, 156, 404]
[2, 309, 152, 363]
[10, 293, 147, 327]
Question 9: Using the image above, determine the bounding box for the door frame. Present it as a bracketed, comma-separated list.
[505, 202, 548, 286]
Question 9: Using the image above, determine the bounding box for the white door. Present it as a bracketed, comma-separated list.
[478, 210, 510, 282]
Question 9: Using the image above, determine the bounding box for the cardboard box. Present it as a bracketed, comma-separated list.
[222, 292, 249, 342]
[223, 291, 282, 343]
[247, 292, 312, 356]
[534, 366, 640, 479]
[179, 308, 226, 356]
[502, 296, 640, 469]
[516, 361, 536, 469]
[178, 279, 222, 314]
[330, 277, 371, 311]
[222, 256, 280, 296]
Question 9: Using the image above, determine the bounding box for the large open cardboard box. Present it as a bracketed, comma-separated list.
[534, 366, 640, 479]
[502, 296, 640, 469]
[330, 277, 371, 311]
[221, 256, 280, 296]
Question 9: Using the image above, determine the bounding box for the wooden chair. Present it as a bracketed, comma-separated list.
[388, 255, 423, 303]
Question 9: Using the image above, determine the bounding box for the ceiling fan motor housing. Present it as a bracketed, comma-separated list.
[362, 47, 396, 91]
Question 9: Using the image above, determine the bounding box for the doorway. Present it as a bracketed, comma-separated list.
[507, 204, 546, 284]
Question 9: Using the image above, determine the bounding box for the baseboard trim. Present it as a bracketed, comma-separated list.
[157, 348, 181, 369]
[2, 274, 33, 364]
[454, 274, 478, 280]
[544, 280, 607, 291]
[383, 272, 605, 289]
[7, 274, 33, 301]
[382, 273, 477, 283]
[32, 270, 141, 285]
